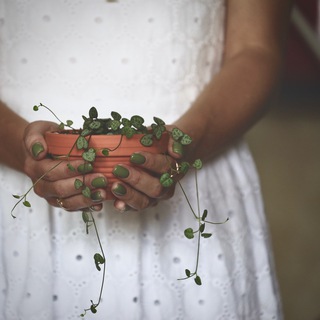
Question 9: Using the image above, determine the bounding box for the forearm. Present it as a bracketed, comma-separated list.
[174, 47, 282, 162]
[0, 101, 29, 172]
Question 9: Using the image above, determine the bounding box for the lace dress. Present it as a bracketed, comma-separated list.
[0, 1, 282, 319]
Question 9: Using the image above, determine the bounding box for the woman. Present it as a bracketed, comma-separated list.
[0, 0, 291, 319]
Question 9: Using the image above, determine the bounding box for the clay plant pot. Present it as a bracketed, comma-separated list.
[45, 131, 169, 200]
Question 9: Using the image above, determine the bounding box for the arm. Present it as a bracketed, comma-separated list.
[111, 0, 292, 210]
[174, 0, 293, 162]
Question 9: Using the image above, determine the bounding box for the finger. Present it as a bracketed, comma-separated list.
[112, 164, 165, 199]
[48, 188, 107, 212]
[130, 152, 176, 175]
[111, 182, 159, 211]
[33, 174, 108, 199]
[24, 121, 59, 160]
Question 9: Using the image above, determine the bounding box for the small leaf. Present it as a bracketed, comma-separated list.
[121, 126, 135, 138]
[121, 118, 131, 127]
[78, 163, 93, 174]
[199, 223, 205, 233]
[67, 163, 76, 172]
[171, 128, 184, 141]
[185, 269, 191, 277]
[12, 194, 21, 199]
[140, 134, 153, 147]
[110, 119, 121, 131]
[201, 233, 212, 238]
[82, 210, 90, 223]
[102, 148, 109, 156]
[58, 123, 64, 130]
[94, 253, 105, 271]
[201, 209, 208, 221]
[181, 134, 192, 145]
[82, 148, 96, 162]
[193, 159, 203, 170]
[89, 106, 98, 119]
[89, 120, 101, 130]
[111, 111, 121, 121]
[153, 117, 165, 126]
[82, 186, 91, 198]
[160, 173, 174, 187]
[179, 162, 190, 175]
[74, 179, 83, 190]
[23, 201, 31, 208]
[184, 228, 194, 239]
[76, 136, 89, 150]
[195, 275, 202, 286]
[153, 125, 163, 140]
[66, 120, 73, 127]
[131, 115, 144, 129]
[90, 305, 97, 314]
[33, 105, 39, 111]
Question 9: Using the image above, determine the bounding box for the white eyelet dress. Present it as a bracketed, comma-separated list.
[0, 1, 282, 319]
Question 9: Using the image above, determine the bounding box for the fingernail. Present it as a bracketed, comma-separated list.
[130, 153, 146, 165]
[91, 177, 107, 188]
[91, 191, 103, 202]
[112, 184, 127, 196]
[78, 163, 93, 174]
[113, 165, 129, 178]
[32, 142, 44, 158]
[172, 141, 183, 155]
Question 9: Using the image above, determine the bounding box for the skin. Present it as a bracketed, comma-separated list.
[0, 0, 292, 212]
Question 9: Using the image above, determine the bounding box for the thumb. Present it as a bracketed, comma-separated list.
[24, 120, 59, 160]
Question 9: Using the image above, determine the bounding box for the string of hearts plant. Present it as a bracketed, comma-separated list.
[11, 103, 228, 317]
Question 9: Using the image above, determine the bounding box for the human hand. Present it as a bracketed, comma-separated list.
[22, 121, 109, 211]
[111, 126, 187, 212]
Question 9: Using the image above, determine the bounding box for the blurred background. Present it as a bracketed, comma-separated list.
[245, 1, 320, 319]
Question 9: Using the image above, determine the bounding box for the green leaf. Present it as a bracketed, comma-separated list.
[171, 128, 184, 141]
[185, 269, 191, 277]
[153, 117, 165, 126]
[131, 115, 144, 129]
[78, 163, 93, 174]
[140, 134, 153, 147]
[110, 119, 121, 131]
[76, 136, 89, 150]
[121, 118, 131, 127]
[89, 120, 101, 130]
[94, 253, 105, 271]
[160, 173, 174, 187]
[102, 148, 109, 156]
[201, 209, 208, 221]
[80, 128, 91, 137]
[82, 210, 90, 223]
[12, 194, 21, 199]
[23, 200, 31, 208]
[111, 111, 121, 121]
[121, 126, 135, 138]
[66, 120, 73, 127]
[201, 233, 212, 238]
[33, 105, 39, 111]
[184, 228, 194, 239]
[199, 223, 205, 233]
[58, 123, 64, 130]
[179, 162, 190, 175]
[67, 163, 76, 172]
[89, 106, 98, 119]
[153, 125, 163, 140]
[90, 305, 97, 314]
[195, 275, 202, 286]
[82, 186, 91, 198]
[74, 179, 83, 190]
[193, 159, 203, 170]
[181, 134, 192, 145]
[82, 148, 96, 162]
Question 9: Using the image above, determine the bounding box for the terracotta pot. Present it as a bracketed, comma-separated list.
[45, 131, 169, 200]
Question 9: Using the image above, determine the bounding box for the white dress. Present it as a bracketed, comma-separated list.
[0, 1, 282, 319]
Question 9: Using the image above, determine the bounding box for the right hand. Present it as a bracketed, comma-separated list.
[22, 121, 109, 211]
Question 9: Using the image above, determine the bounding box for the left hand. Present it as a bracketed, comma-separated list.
[111, 128, 186, 211]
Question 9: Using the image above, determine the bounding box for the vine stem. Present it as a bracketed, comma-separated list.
[89, 211, 106, 307]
